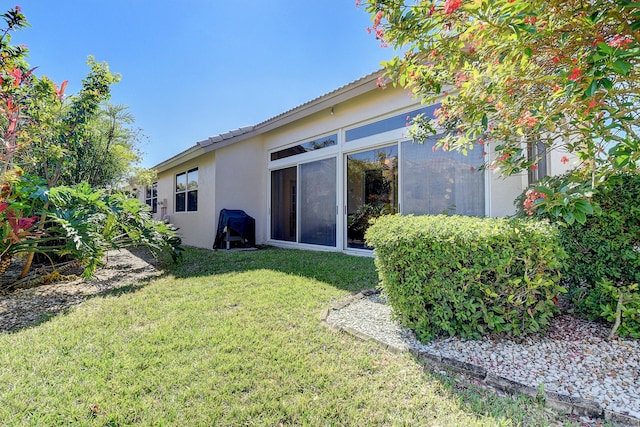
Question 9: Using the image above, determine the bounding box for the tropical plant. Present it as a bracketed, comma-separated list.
[3, 177, 181, 280]
[0, 6, 182, 281]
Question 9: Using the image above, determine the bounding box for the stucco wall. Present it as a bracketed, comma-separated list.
[156, 150, 216, 249]
[212, 137, 267, 244]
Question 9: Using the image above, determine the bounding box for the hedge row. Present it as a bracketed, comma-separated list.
[365, 215, 566, 342]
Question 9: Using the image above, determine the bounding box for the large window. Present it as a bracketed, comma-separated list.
[300, 158, 336, 246]
[271, 167, 297, 242]
[145, 182, 158, 213]
[346, 146, 398, 249]
[345, 105, 437, 142]
[175, 168, 198, 212]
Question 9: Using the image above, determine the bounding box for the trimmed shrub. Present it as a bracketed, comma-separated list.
[365, 215, 566, 342]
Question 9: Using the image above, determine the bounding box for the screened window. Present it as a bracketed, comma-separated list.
[299, 158, 336, 246]
[145, 182, 158, 213]
[401, 137, 484, 216]
[176, 168, 198, 212]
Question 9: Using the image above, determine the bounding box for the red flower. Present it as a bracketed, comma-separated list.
[523, 189, 546, 215]
[0, 202, 9, 214]
[444, 0, 462, 15]
[373, 11, 384, 28]
[516, 112, 539, 127]
[560, 155, 569, 164]
[609, 35, 633, 49]
[568, 68, 583, 82]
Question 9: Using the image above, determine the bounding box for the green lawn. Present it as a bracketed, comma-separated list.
[0, 247, 581, 426]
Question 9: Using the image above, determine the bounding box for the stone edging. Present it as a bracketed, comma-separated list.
[320, 289, 640, 427]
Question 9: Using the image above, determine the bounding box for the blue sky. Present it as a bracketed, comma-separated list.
[12, 1, 392, 167]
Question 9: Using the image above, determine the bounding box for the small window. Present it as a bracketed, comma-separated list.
[270, 134, 337, 161]
[345, 105, 438, 142]
[176, 168, 198, 212]
[145, 182, 158, 213]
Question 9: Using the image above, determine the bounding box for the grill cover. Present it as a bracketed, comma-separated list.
[213, 209, 256, 249]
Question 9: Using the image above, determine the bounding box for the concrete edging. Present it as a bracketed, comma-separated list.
[321, 290, 640, 427]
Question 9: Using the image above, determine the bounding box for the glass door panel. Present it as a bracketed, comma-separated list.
[346, 146, 398, 249]
[300, 158, 336, 246]
[271, 166, 297, 242]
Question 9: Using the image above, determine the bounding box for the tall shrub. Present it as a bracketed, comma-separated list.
[519, 174, 640, 338]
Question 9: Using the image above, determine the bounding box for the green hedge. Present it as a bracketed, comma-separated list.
[549, 174, 640, 338]
[365, 215, 566, 342]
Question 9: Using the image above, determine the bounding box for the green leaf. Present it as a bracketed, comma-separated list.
[573, 209, 587, 225]
[584, 79, 599, 97]
[574, 199, 594, 214]
[481, 113, 488, 130]
[611, 59, 632, 75]
[599, 78, 614, 90]
[597, 42, 613, 55]
[524, 47, 533, 57]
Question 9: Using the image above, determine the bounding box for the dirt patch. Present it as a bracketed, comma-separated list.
[0, 249, 163, 333]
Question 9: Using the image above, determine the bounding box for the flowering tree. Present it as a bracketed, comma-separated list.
[360, 0, 639, 223]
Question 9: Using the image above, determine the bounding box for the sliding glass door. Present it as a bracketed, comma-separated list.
[299, 158, 336, 246]
[271, 166, 297, 242]
[271, 158, 337, 247]
[346, 146, 398, 249]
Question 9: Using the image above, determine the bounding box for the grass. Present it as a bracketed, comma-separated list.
[0, 247, 591, 426]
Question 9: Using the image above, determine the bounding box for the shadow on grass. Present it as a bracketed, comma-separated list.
[168, 246, 379, 293]
[0, 250, 161, 334]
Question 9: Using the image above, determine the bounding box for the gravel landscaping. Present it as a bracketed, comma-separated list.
[326, 292, 640, 425]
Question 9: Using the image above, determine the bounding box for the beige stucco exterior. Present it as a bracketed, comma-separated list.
[143, 72, 571, 250]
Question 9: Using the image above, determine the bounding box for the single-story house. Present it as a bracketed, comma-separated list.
[138, 70, 572, 253]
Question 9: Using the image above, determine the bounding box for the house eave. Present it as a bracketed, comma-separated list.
[152, 144, 204, 173]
